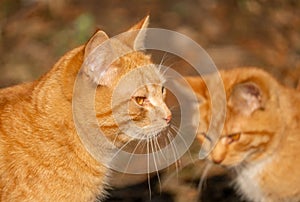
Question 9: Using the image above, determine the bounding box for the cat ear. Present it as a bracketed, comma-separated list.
[119, 15, 149, 50]
[84, 30, 109, 59]
[228, 82, 263, 116]
[83, 30, 119, 86]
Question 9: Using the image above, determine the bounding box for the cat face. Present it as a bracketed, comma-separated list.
[82, 16, 171, 144]
[188, 68, 284, 167]
[105, 56, 171, 141]
[126, 67, 170, 136]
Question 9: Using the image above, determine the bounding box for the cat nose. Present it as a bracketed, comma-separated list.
[164, 114, 172, 124]
[211, 157, 223, 164]
[210, 152, 225, 164]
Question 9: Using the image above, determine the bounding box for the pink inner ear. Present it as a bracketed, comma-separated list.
[229, 82, 263, 116]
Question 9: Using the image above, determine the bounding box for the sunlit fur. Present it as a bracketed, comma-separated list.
[94, 55, 170, 145]
[186, 67, 300, 202]
[0, 16, 171, 201]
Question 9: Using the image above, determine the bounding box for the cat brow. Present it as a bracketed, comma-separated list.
[222, 131, 274, 137]
[199, 132, 212, 142]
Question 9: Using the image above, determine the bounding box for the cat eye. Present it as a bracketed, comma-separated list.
[133, 96, 147, 106]
[162, 87, 165, 94]
[228, 133, 241, 141]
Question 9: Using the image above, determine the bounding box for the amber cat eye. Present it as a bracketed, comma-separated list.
[134, 96, 146, 106]
[228, 133, 241, 141]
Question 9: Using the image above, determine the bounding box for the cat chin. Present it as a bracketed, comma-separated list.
[114, 126, 168, 142]
[135, 128, 168, 140]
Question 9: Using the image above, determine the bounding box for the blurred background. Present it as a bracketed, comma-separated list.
[0, 0, 299, 201]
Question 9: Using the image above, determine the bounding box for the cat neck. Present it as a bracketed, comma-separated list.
[12, 45, 106, 168]
[234, 156, 271, 201]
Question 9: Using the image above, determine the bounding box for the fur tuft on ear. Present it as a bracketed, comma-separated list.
[228, 82, 263, 116]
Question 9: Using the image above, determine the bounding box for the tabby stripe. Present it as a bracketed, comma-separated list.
[242, 131, 274, 135]
[95, 100, 129, 118]
[96, 110, 112, 118]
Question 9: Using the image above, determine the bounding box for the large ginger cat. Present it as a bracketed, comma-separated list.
[186, 67, 300, 202]
[0, 16, 172, 201]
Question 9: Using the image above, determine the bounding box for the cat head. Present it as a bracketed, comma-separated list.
[188, 68, 285, 167]
[80, 16, 171, 144]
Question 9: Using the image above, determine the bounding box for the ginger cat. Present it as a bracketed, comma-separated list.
[0, 16, 171, 201]
[186, 67, 300, 202]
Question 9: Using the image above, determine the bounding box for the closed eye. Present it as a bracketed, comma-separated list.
[199, 132, 212, 142]
[162, 86, 165, 94]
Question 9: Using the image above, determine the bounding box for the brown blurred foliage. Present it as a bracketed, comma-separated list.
[0, 0, 300, 88]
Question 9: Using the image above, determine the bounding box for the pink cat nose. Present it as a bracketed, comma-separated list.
[164, 114, 172, 124]
[211, 157, 223, 164]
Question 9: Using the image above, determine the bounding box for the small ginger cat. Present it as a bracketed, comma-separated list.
[186, 67, 300, 202]
[0, 16, 172, 201]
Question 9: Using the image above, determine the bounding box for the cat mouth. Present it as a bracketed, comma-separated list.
[143, 125, 170, 139]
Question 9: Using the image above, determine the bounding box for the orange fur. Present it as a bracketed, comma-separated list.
[0, 16, 170, 201]
[0, 37, 106, 202]
[186, 67, 300, 202]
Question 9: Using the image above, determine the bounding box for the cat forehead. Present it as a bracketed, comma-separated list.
[116, 52, 163, 77]
[129, 66, 164, 93]
[139, 65, 164, 83]
[134, 82, 163, 94]
[113, 63, 164, 96]
[116, 51, 152, 68]
[119, 54, 163, 80]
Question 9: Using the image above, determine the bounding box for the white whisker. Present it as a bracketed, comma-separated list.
[147, 136, 152, 199]
[111, 131, 120, 146]
[167, 132, 180, 162]
[160, 60, 178, 77]
[150, 138, 162, 193]
[170, 125, 195, 164]
[166, 133, 179, 180]
[154, 136, 167, 162]
[158, 52, 168, 72]
[122, 135, 147, 174]
[198, 162, 213, 194]
[110, 135, 136, 160]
